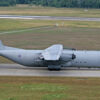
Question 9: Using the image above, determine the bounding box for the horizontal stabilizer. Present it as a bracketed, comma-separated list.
[42, 44, 63, 61]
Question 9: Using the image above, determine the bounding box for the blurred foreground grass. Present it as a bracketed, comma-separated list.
[0, 76, 100, 100]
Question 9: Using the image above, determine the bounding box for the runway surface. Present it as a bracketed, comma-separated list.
[0, 15, 100, 21]
[0, 64, 100, 77]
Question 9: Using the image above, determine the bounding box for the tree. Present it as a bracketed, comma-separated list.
[0, 0, 16, 6]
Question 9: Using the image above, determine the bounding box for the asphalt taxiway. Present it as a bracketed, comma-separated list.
[0, 64, 100, 77]
[0, 15, 100, 21]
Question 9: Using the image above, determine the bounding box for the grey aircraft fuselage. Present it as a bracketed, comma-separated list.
[0, 41, 100, 70]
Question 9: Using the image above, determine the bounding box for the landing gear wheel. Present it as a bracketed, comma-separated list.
[48, 65, 61, 71]
[48, 68, 61, 71]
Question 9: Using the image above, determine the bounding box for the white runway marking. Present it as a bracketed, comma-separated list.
[0, 64, 100, 77]
[0, 15, 100, 21]
[0, 26, 50, 35]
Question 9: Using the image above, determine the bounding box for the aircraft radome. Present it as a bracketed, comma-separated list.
[0, 40, 100, 70]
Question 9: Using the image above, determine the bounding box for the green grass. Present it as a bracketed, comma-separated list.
[0, 19, 100, 32]
[0, 76, 100, 100]
[0, 4, 100, 17]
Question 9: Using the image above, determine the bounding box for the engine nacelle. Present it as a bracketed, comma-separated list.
[60, 53, 76, 62]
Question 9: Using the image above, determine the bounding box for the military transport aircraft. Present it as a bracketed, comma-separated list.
[0, 40, 100, 70]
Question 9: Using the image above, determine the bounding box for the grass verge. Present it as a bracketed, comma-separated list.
[0, 4, 100, 18]
[0, 76, 100, 100]
[0, 19, 100, 32]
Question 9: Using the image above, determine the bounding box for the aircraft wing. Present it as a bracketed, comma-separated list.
[42, 44, 63, 61]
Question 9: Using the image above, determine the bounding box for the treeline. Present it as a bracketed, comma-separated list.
[1, 0, 100, 8]
[0, 0, 16, 6]
[26, 0, 100, 8]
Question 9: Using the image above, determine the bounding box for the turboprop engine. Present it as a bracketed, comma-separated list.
[60, 53, 76, 62]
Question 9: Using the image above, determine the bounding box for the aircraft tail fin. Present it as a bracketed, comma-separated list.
[0, 40, 5, 50]
[0, 40, 23, 50]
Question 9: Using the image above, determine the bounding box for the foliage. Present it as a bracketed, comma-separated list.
[0, 0, 16, 6]
[1, 0, 100, 8]
[17, 0, 100, 8]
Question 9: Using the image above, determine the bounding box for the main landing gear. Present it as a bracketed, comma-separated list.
[48, 65, 61, 71]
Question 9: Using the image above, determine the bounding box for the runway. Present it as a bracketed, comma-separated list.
[0, 15, 100, 21]
[0, 64, 100, 77]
